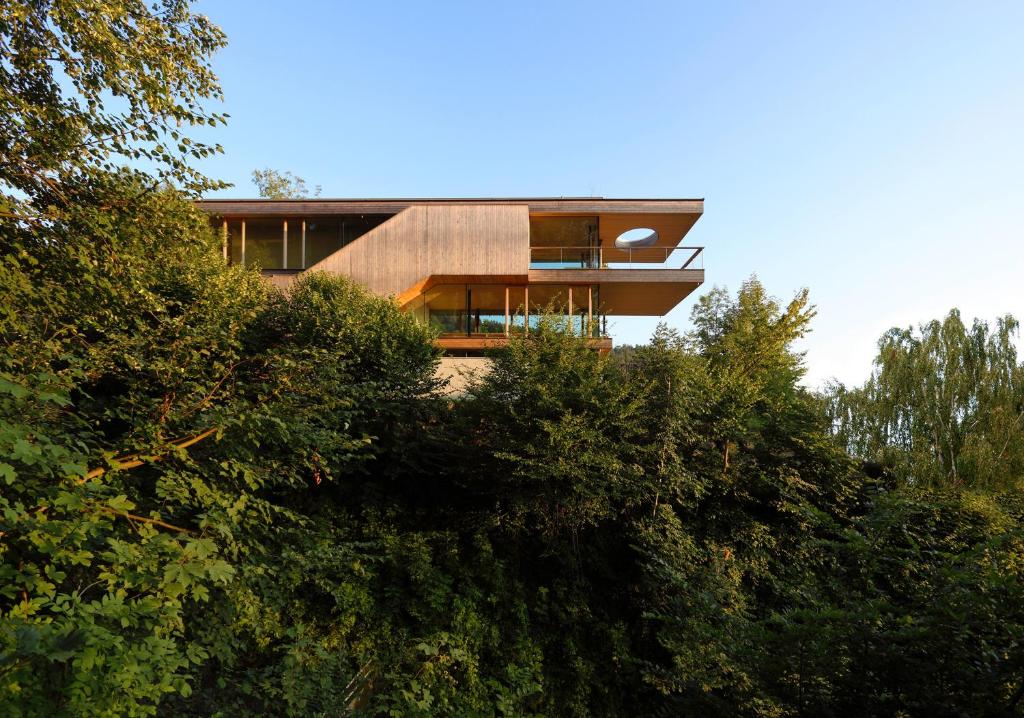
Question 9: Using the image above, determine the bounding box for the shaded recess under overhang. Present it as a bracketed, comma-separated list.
[528, 209, 703, 264]
[395, 274, 529, 309]
[597, 212, 701, 254]
[528, 268, 704, 316]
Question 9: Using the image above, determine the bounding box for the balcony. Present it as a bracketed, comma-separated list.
[529, 245, 703, 270]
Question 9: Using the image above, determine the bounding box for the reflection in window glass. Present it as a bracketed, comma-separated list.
[508, 286, 526, 334]
[527, 285, 568, 311]
[592, 285, 606, 337]
[469, 285, 505, 335]
[342, 215, 390, 246]
[529, 217, 600, 268]
[303, 215, 392, 268]
[305, 218, 342, 266]
[226, 221, 243, 265]
[571, 286, 591, 336]
[245, 218, 284, 269]
[284, 219, 304, 269]
[528, 285, 569, 331]
[423, 285, 467, 336]
[218, 214, 394, 270]
[405, 284, 604, 338]
[406, 283, 605, 339]
[529, 216, 598, 248]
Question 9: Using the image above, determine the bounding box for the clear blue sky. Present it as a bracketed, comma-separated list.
[194, 0, 1024, 387]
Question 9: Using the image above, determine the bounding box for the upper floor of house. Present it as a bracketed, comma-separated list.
[195, 197, 706, 352]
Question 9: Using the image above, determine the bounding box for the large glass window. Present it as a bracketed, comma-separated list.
[284, 219, 303, 269]
[226, 221, 243, 264]
[342, 214, 390, 245]
[303, 215, 392, 267]
[217, 215, 394, 270]
[422, 284, 467, 336]
[529, 216, 598, 247]
[245, 218, 284, 269]
[528, 285, 569, 331]
[527, 285, 568, 313]
[529, 216, 599, 269]
[406, 284, 600, 338]
[468, 284, 505, 335]
[305, 218, 343, 266]
[508, 286, 527, 334]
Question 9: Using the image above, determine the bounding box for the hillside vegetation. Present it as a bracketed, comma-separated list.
[2, 1, 1023, 715]
[2, 177, 1023, 715]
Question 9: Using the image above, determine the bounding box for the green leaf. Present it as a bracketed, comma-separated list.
[106, 495, 135, 512]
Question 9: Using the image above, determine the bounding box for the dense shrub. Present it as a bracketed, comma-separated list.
[3, 1, 1023, 712]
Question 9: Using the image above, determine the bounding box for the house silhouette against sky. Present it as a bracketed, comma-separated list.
[198, 197, 705, 355]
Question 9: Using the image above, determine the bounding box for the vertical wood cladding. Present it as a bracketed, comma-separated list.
[305, 204, 530, 297]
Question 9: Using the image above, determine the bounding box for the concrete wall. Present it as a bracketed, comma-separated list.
[436, 356, 493, 394]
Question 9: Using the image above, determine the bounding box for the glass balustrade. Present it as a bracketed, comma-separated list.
[529, 245, 704, 269]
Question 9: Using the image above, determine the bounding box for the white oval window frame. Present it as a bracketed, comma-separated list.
[614, 227, 659, 248]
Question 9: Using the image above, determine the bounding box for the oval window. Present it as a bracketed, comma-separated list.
[614, 227, 659, 248]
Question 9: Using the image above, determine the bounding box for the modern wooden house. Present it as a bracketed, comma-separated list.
[196, 198, 704, 354]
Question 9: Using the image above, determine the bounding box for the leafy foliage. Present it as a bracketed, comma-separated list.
[4, 200, 1024, 714]
[251, 168, 321, 199]
[3, 4, 1024, 714]
[0, 0, 228, 214]
[0, 171, 261, 715]
[824, 310, 1024, 490]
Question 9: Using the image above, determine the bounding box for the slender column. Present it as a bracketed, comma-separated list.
[567, 286, 573, 335]
[301, 220, 306, 268]
[240, 220, 246, 266]
[524, 286, 529, 335]
[504, 286, 510, 336]
[283, 220, 288, 269]
[221, 220, 227, 261]
[587, 285, 593, 338]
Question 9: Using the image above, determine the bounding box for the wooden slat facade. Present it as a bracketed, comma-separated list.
[195, 197, 707, 334]
[304, 204, 529, 298]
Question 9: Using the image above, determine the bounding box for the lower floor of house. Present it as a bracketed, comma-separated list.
[403, 283, 607, 350]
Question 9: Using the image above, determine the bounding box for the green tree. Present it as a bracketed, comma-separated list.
[420, 280, 856, 716]
[805, 488, 1024, 715]
[824, 310, 1024, 490]
[251, 168, 321, 199]
[1, 2, 243, 710]
[624, 280, 857, 715]
[0, 173, 268, 714]
[0, 0, 228, 215]
[4, 2, 1024, 708]
[0, 172, 447, 712]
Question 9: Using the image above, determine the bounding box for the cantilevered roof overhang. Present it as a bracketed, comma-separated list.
[195, 196, 703, 217]
[195, 197, 707, 318]
[528, 268, 705, 316]
[198, 197, 705, 258]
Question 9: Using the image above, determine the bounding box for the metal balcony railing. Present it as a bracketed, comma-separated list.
[529, 245, 703, 270]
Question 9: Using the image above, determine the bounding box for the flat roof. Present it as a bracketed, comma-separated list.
[195, 197, 704, 216]
[196, 196, 704, 202]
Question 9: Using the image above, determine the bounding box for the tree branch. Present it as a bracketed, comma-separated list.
[179, 363, 239, 419]
[79, 426, 219, 483]
[96, 506, 193, 534]
[0, 210, 47, 223]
